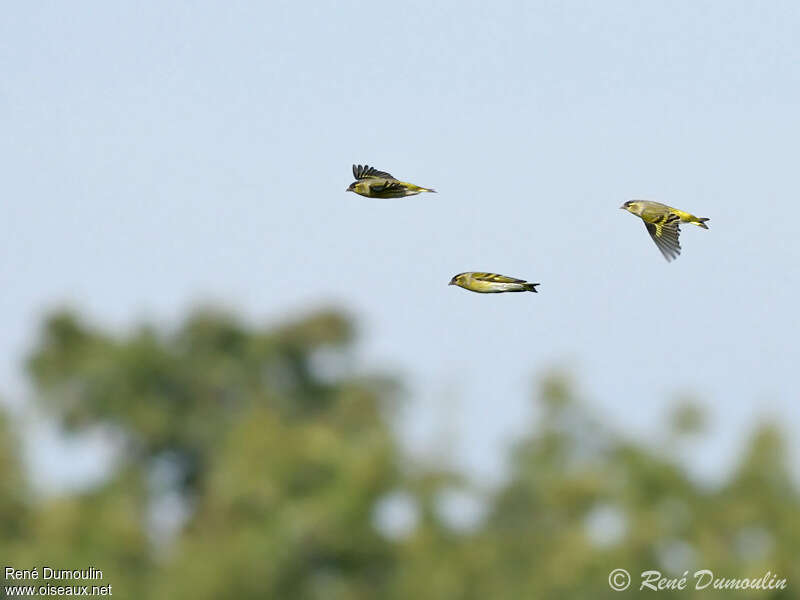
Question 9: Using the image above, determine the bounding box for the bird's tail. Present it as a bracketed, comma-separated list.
[524, 283, 540, 293]
[695, 217, 710, 229]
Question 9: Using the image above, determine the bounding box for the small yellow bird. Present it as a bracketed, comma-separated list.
[346, 164, 436, 198]
[620, 200, 710, 262]
[449, 272, 540, 294]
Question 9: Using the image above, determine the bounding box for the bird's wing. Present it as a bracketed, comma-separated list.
[644, 214, 682, 261]
[353, 164, 395, 180]
[368, 180, 405, 194]
[473, 272, 526, 284]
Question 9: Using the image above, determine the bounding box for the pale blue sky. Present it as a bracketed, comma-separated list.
[2, 2, 799, 487]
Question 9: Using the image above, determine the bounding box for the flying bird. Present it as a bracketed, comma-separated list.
[449, 272, 540, 294]
[620, 200, 710, 262]
[346, 164, 436, 198]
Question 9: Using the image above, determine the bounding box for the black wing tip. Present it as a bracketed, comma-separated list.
[661, 250, 680, 262]
[353, 164, 395, 180]
[657, 238, 681, 261]
[353, 164, 370, 179]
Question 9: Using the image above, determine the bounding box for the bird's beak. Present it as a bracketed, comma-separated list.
[345, 187, 352, 192]
[448, 281, 454, 286]
[619, 204, 626, 209]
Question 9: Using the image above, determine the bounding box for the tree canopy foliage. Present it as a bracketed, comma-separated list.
[0, 308, 797, 598]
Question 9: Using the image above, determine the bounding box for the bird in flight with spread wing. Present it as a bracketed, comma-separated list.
[346, 164, 436, 198]
[620, 200, 710, 262]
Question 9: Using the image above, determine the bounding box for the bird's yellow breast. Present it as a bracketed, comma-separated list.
[462, 278, 498, 292]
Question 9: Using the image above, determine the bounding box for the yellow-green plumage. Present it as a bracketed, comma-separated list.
[449, 272, 540, 294]
[620, 200, 710, 262]
[346, 164, 436, 198]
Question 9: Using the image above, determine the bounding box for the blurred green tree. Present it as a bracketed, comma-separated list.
[16, 308, 404, 599]
[0, 309, 795, 599]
